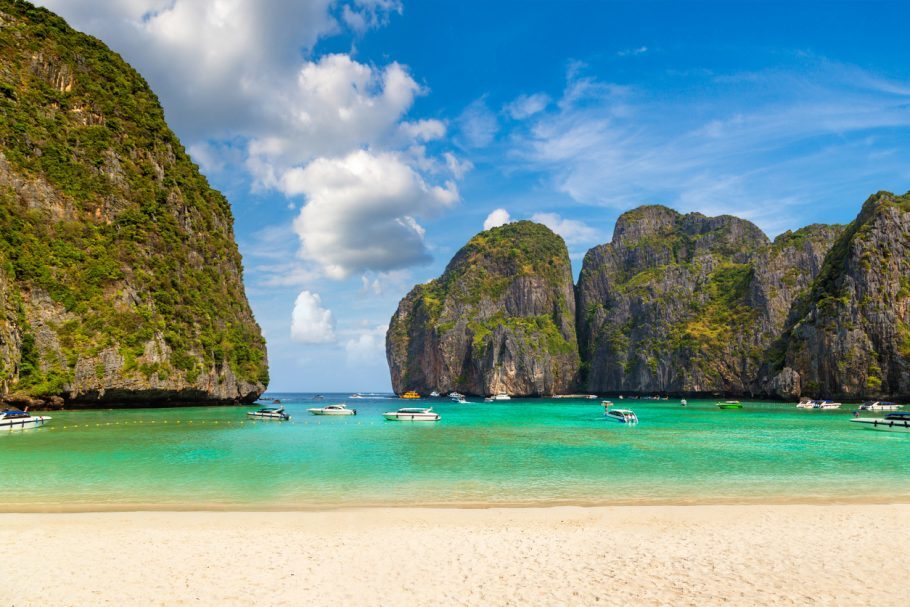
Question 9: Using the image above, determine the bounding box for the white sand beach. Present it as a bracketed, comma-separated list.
[1, 504, 906, 606]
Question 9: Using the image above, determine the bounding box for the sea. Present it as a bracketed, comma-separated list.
[2, 393, 908, 510]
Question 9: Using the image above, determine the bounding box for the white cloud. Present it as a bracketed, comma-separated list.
[360, 270, 411, 296]
[247, 54, 428, 183]
[512, 61, 910, 234]
[617, 46, 649, 57]
[342, 0, 402, 35]
[39, 0, 342, 138]
[41, 0, 467, 284]
[457, 98, 499, 148]
[398, 119, 447, 143]
[483, 208, 512, 231]
[290, 291, 336, 344]
[344, 324, 389, 364]
[286, 150, 459, 279]
[504, 93, 551, 120]
[530, 212, 599, 245]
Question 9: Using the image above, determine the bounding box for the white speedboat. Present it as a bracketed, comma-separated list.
[247, 407, 290, 421]
[430, 391, 440, 397]
[491, 393, 511, 401]
[850, 411, 910, 433]
[350, 393, 366, 399]
[604, 408, 638, 424]
[796, 397, 815, 409]
[813, 400, 842, 410]
[601, 400, 614, 407]
[383, 407, 440, 422]
[308, 404, 356, 416]
[681, 399, 688, 406]
[0, 409, 51, 430]
[859, 401, 902, 411]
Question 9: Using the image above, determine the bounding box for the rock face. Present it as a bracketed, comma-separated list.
[0, 2, 267, 407]
[776, 192, 910, 400]
[386, 221, 579, 396]
[580, 207, 755, 394]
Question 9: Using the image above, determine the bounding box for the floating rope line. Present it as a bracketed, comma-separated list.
[40, 416, 385, 432]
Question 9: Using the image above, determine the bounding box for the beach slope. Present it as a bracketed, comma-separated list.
[0, 504, 906, 606]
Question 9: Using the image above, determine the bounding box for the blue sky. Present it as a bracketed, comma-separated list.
[38, 1, 910, 391]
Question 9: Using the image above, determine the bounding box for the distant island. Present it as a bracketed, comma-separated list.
[387, 192, 910, 401]
[0, 3, 267, 408]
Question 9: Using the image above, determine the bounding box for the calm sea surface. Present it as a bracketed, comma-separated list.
[1, 394, 908, 510]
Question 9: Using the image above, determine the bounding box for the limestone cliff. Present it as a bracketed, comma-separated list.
[0, 1, 267, 407]
[575, 207, 841, 396]
[776, 192, 910, 400]
[386, 221, 579, 396]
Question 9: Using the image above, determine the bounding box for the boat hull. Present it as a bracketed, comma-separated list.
[383, 413, 440, 422]
[246, 413, 290, 421]
[604, 416, 637, 424]
[850, 418, 910, 433]
[1, 416, 51, 430]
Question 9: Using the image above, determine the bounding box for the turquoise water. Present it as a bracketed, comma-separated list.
[1, 394, 908, 510]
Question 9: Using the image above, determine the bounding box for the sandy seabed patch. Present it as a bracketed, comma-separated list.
[0, 504, 905, 606]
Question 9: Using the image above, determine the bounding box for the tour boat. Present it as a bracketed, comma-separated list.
[797, 398, 843, 410]
[491, 393, 511, 401]
[350, 393, 366, 399]
[796, 397, 815, 409]
[859, 401, 902, 411]
[681, 399, 688, 406]
[448, 391, 465, 400]
[0, 409, 51, 430]
[604, 408, 638, 424]
[401, 391, 421, 399]
[247, 407, 290, 421]
[383, 407, 440, 422]
[308, 404, 356, 416]
[850, 411, 910, 433]
[430, 391, 440, 397]
[717, 401, 743, 409]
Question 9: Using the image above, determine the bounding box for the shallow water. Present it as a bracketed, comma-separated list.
[1, 394, 907, 509]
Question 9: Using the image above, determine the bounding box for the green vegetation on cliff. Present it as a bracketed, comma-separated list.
[387, 221, 579, 396]
[0, 1, 267, 403]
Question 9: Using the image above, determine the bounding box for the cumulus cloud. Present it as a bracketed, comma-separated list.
[286, 150, 459, 279]
[504, 93, 551, 120]
[247, 54, 429, 182]
[39, 0, 345, 138]
[38, 0, 471, 287]
[344, 324, 389, 363]
[483, 208, 512, 230]
[290, 291, 336, 343]
[530, 212, 599, 245]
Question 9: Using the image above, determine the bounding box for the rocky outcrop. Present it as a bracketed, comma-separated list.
[776, 192, 910, 400]
[0, 2, 267, 408]
[387, 221, 580, 396]
[575, 207, 841, 396]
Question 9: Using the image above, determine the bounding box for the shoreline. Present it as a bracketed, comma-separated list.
[2, 494, 909, 513]
[3, 503, 907, 605]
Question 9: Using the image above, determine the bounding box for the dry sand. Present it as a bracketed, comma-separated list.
[1, 504, 906, 606]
